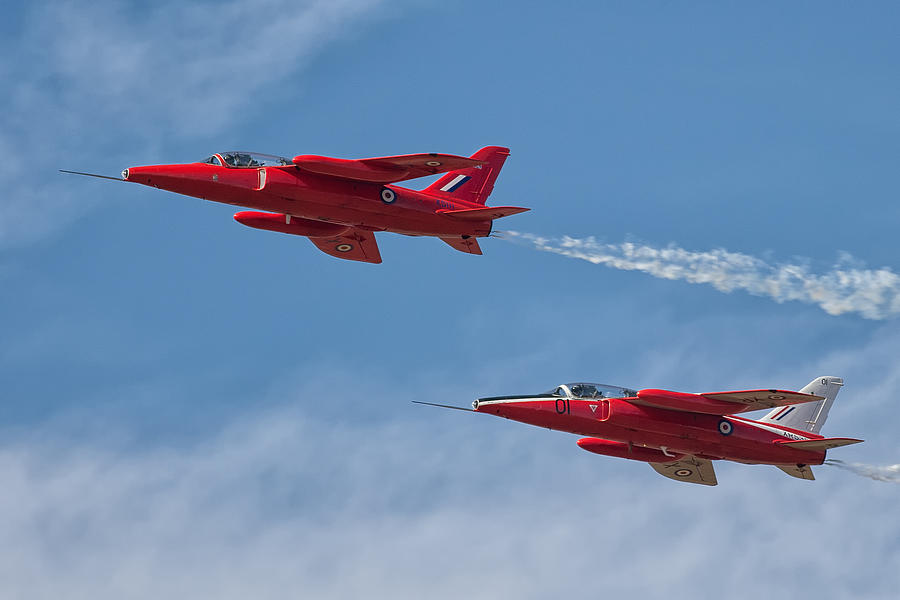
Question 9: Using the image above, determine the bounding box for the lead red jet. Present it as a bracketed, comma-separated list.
[416, 376, 863, 485]
[63, 146, 526, 264]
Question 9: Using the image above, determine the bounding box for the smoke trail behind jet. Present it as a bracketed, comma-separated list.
[502, 231, 900, 320]
[824, 459, 900, 483]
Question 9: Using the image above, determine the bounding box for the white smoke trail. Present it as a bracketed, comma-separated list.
[502, 231, 900, 320]
[824, 459, 900, 483]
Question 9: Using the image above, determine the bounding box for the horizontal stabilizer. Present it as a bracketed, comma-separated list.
[292, 153, 483, 183]
[437, 206, 530, 221]
[775, 437, 864, 451]
[440, 236, 482, 255]
[649, 457, 718, 486]
[632, 388, 823, 415]
[777, 464, 816, 480]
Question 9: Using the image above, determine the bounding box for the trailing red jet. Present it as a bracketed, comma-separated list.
[62, 146, 526, 264]
[416, 376, 863, 486]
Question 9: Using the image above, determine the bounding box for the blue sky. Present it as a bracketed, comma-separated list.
[1, 1, 899, 597]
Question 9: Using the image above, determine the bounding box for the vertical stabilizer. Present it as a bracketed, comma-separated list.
[760, 376, 843, 434]
[423, 146, 509, 205]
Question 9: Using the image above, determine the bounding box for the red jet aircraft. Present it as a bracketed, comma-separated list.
[417, 376, 862, 485]
[63, 146, 526, 264]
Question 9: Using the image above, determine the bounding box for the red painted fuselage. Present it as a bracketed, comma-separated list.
[114, 147, 527, 263]
[124, 162, 493, 238]
[475, 396, 829, 466]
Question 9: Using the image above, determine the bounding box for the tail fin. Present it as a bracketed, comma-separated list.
[760, 376, 843, 434]
[423, 146, 509, 205]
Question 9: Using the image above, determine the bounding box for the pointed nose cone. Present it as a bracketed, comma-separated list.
[473, 395, 564, 430]
[473, 397, 497, 414]
[121, 165, 158, 186]
[473, 397, 526, 418]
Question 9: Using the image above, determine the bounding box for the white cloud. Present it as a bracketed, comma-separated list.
[36, 0, 386, 136]
[504, 231, 900, 320]
[1, 390, 898, 599]
[0, 0, 390, 248]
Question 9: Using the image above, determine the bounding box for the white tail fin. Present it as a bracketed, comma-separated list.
[760, 376, 843, 434]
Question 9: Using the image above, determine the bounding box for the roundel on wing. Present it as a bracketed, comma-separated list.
[380, 188, 396, 203]
[335, 243, 353, 253]
[674, 469, 693, 477]
[717, 419, 734, 436]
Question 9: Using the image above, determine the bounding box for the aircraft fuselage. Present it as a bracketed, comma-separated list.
[124, 162, 492, 238]
[474, 396, 825, 466]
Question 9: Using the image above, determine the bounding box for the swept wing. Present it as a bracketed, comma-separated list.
[650, 457, 718, 486]
[309, 228, 382, 264]
[292, 153, 484, 184]
[630, 388, 824, 416]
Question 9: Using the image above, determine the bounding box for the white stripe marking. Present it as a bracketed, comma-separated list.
[730, 416, 811, 440]
[440, 174, 468, 192]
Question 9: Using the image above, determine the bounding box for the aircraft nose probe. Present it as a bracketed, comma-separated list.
[59, 169, 129, 182]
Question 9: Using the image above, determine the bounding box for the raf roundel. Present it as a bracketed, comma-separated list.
[335, 243, 353, 253]
[718, 419, 734, 436]
[674, 469, 693, 477]
[380, 188, 396, 204]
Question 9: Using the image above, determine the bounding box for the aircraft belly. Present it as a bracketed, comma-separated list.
[196, 172, 488, 237]
[250, 197, 485, 237]
[495, 399, 807, 465]
[564, 417, 821, 465]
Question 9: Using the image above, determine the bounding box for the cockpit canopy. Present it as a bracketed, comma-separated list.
[547, 383, 638, 399]
[201, 152, 292, 168]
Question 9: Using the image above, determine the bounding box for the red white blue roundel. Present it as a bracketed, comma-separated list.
[718, 419, 733, 435]
[380, 188, 396, 203]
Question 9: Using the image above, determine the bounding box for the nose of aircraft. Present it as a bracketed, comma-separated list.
[473, 397, 532, 417]
[121, 164, 190, 187]
[474, 398, 507, 415]
[121, 165, 157, 185]
[473, 397, 498, 414]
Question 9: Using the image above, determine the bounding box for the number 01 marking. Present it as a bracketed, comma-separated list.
[555, 399, 571, 415]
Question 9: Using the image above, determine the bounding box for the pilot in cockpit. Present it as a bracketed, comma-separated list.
[572, 384, 602, 398]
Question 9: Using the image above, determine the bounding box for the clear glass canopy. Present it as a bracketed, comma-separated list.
[547, 383, 638, 399]
[201, 152, 292, 168]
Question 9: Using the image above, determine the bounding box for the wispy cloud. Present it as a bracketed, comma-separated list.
[503, 231, 900, 320]
[2, 401, 898, 599]
[0, 0, 390, 248]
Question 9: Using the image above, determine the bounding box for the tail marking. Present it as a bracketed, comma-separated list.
[440, 174, 471, 193]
